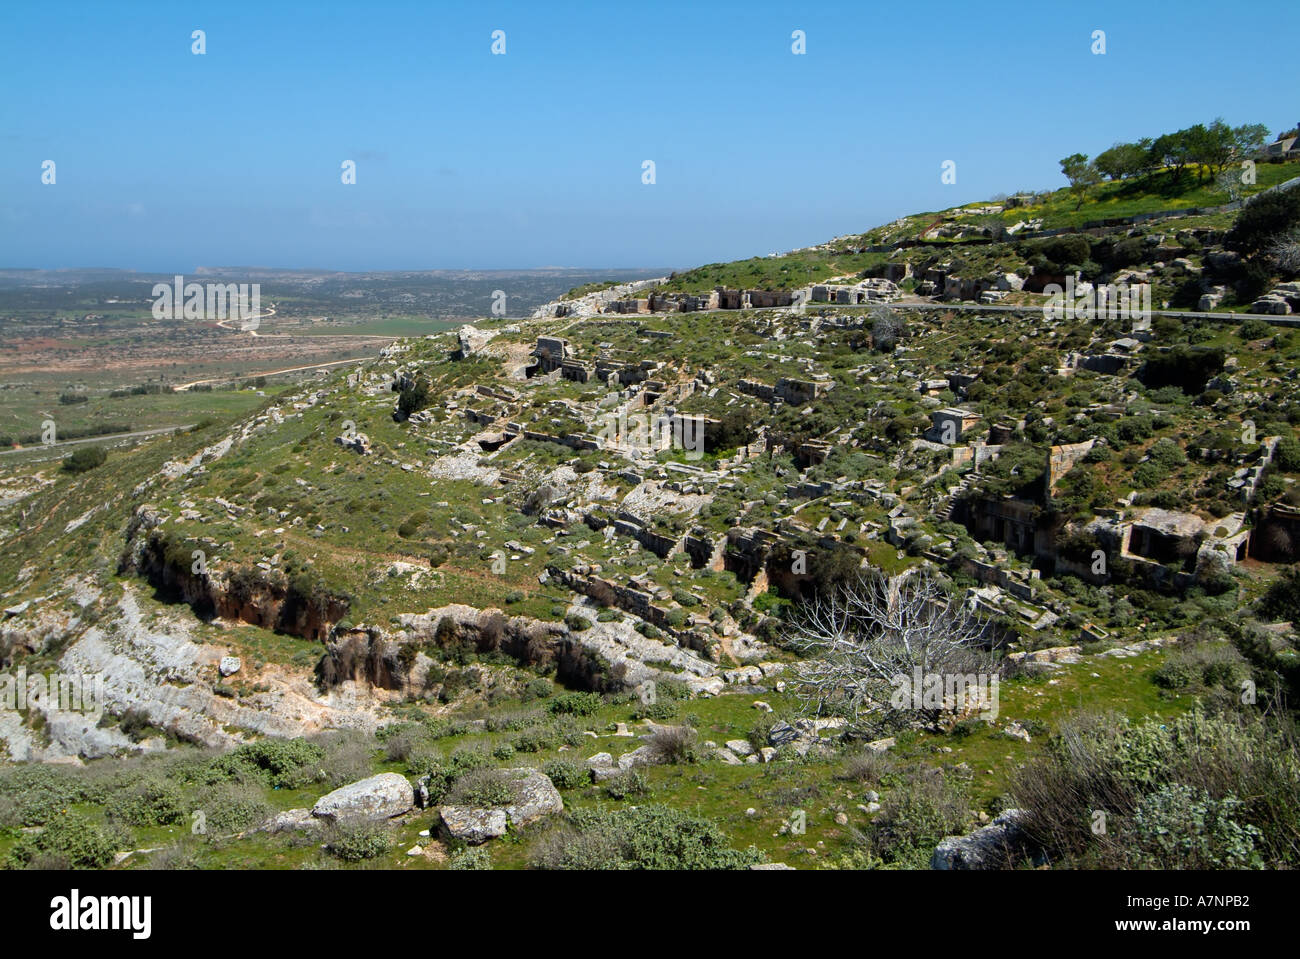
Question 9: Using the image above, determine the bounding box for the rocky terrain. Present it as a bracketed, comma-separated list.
[2, 137, 1299, 871]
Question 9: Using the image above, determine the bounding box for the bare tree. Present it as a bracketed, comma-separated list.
[787, 569, 1000, 733]
[870, 304, 906, 351]
[1266, 230, 1300, 276]
[1216, 167, 1245, 203]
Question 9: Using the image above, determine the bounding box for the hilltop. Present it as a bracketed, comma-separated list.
[2, 126, 1300, 871]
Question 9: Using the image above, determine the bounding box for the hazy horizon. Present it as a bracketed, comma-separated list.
[4, 0, 1298, 272]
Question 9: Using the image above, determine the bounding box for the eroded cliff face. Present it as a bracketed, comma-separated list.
[316, 605, 612, 696]
[315, 602, 730, 700]
[0, 583, 385, 763]
[119, 507, 349, 642]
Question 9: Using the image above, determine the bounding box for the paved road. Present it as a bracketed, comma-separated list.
[1, 425, 190, 460]
[174, 356, 372, 391]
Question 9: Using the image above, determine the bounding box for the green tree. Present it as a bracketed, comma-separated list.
[1059, 153, 1102, 209]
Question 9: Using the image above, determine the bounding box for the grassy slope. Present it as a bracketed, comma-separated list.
[637, 160, 1299, 297]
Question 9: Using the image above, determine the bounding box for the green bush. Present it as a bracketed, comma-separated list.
[62, 446, 107, 473]
[446, 769, 516, 808]
[1126, 784, 1261, 869]
[324, 820, 393, 861]
[521, 678, 553, 701]
[205, 739, 325, 789]
[415, 748, 492, 805]
[602, 769, 649, 800]
[1013, 711, 1300, 868]
[1259, 566, 1300, 623]
[531, 804, 762, 870]
[542, 759, 587, 791]
[491, 743, 516, 761]
[107, 778, 186, 827]
[204, 782, 273, 834]
[449, 846, 493, 870]
[7, 810, 116, 869]
[1238, 318, 1274, 340]
[1273, 437, 1300, 474]
[632, 700, 679, 721]
[866, 768, 969, 867]
[546, 692, 602, 717]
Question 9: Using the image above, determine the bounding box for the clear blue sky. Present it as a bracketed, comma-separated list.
[2, 0, 1296, 272]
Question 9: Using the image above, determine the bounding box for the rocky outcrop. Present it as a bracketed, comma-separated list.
[324, 602, 725, 698]
[120, 513, 349, 642]
[931, 809, 1034, 869]
[312, 773, 415, 823]
[454, 324, 497, 359]
[261, 808, 322, 834]
[1, 585, 378, 762]
[438, 768, 563, 844]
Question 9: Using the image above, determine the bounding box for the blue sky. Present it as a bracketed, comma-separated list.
[2, 0, 1297, 272]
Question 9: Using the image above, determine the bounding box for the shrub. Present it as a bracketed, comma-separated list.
[521, 678, 553, 701]
[837, 749, 895, 784]
[542, 759, 587, 791]
[866, 767, 969, 867]
[107, 777, 186, 827]
[119, 707, 154, 741]
[1012, 711, 1300, 868]
[645, 725, 698, 765]
[396, 376, 431, 417]
[631, 699, 678, 721]
[1259, 565, 1300, 623]
[446, 769, 519, 808]
[416, 749, 492, 805]
[546, 692, 602, 717]
[312, 731, 375, 788]
[603, 769, 649, 800]
[0, 768, 89, 827]
[204, 782, 273, 834]
[381, 723, 432, 763]
[405, 745, 442, 780]
[449, 846, 493, 870]
[1125, 784, 1261, 869]
[514, 720, 575, 753]
[1273, 437, 1300, 474]
[530, 804, 762, 870]
[324, 820, 393, 861]
[1238, 318, 1273, 340]
[7, 810, 116, 869]
[1153, 643, 1248, 693]
[205, 739, 325, 789]
[62, 446, 107, 473]
[1226, 186, 1300, 255]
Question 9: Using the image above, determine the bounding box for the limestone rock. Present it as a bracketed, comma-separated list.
[931, 809, 1031, 870]
[312, 772, 415, 823]
[439, 806, 509, 844]
[438, 768, 563, 844]
[261, 807, 322, 834]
